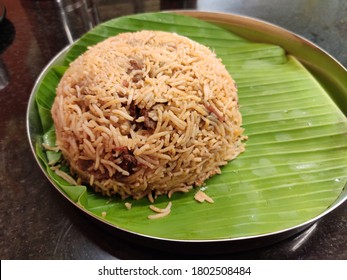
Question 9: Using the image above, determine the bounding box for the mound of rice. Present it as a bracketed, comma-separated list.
[51, 30, 245, 200]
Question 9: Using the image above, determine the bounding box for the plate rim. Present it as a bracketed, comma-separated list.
[26, 10, 347, 252]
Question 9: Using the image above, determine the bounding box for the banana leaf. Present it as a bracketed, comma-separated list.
[33, 12, 347, 240]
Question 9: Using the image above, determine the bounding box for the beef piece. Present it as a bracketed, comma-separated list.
[128, 103, 157, 130]
[77, 159, 93, 171]
[122, 80, 129, 87]
[140, 108, 157, 130]
[128, 102, 140, 119]
[119, 153, 137, 174]
[144, 115, 156, 130]
[132, 73, 143, 83]
[129, 104, 157, 130]
[90, 169, 110, 180]
[129, 59, 143, 70]
[127, 59, 144, 74]
[126, 59, 144, 83]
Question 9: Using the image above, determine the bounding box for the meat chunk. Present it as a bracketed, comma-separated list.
[128, 103, 157, 130]
[132, 73, 143, 83]
[119, 153, 137, 173]
[144, 115, 156, 130]
[122, 80, 129, 87]
[128, 102, 140, 119]
[129, 59, 143, 70]
[141, 108, 157, 130]
[77, 159, 93, 171]
[127, 59, 144, 83]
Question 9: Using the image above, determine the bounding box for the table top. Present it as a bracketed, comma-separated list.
[1, 0, 347, 260]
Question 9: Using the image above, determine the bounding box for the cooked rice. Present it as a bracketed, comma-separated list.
[194, 190, 214, 203]
[51, 30, 245, 200]
[54, 169, 78, 186]
[148, 202, 172, 220]
[124, 202, 132, 210]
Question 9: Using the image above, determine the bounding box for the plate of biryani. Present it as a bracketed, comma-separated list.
[27, 11, 347, 252]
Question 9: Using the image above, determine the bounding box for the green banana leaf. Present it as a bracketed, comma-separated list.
[33, 12, 347, 240]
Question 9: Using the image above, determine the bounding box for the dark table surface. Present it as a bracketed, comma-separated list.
[1, 0, 347, 260]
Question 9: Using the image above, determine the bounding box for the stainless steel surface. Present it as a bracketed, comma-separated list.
[26, 11, 347, 254]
